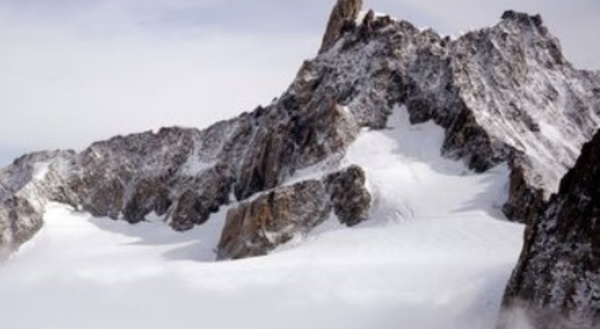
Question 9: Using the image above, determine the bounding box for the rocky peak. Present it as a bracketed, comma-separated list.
[501, 10, 543, 28]
[495, 10, 565, 67]
[1, 4, 599, 260]
[319, 0, 363, 54]
[499, 129, 600, 329]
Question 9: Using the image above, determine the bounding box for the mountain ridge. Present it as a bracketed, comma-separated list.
[2, 2, 600, 327]
[0, 0, 598, 271]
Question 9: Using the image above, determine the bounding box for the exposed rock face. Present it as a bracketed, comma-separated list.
[0, 97, 361, 258]
[0, 4, 599, 260]
[217, 165, 372, 259]
[312, 9, 599, 223]
[325, 165, 371, 226]
[499, 130, 600, 329]
[319, 0, 363, 54]
[0, 150, 75, 257]
[218, 180, 331, 260]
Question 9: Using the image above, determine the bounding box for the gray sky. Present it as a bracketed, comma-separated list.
[0, 0, 598, 165]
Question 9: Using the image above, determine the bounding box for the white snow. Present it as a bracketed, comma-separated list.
[356, 10, 392, 23]
[32, 161, 51, 181]
[0, 107, 524, 329]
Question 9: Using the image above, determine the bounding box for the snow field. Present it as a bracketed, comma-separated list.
[0, 107, 524, 329]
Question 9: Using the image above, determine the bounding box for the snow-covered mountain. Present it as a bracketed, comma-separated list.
[0, 1, 599, 328]
[0, 109, 524, 329]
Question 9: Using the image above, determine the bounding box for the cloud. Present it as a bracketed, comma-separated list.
[0, 1, 319, 153]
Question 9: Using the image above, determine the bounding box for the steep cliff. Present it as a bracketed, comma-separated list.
[0, 1, 599, 260]
[499, 130, 600, 329]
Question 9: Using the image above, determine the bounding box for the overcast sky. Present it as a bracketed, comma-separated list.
[0, 0, 598, 166]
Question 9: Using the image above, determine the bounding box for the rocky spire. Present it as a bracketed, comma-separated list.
[319, 0, 363, 54]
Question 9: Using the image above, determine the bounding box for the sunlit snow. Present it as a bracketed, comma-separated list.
[0, 107, 524, 329]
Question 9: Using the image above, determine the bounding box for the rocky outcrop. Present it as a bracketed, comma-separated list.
[217, 165, 372, 259]
[217, 180, 331, 260]
[325, 165, 371, 226]
[319, 0, 363, 54]
[499, 130, 600, 329]
[0, 150, 75, 258]
[0, 196, 43, 255]
[1, 4, 599, 260]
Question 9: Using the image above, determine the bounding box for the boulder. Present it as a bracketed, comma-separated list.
[325, 165, 371, 226]
[217, 165, 372, 259]
[217, 180, 331, 260]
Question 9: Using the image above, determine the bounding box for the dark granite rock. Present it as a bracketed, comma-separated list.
[325, 165, 371, 226]
[499, 130, 600, 329]
[217, 180, 332, 260]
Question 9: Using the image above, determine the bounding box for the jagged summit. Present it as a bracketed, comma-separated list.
[319, 0, 363, 54]
[0, 3, 599, 263]
[501, 10, 543, 26]
[314, 6, 598, 215]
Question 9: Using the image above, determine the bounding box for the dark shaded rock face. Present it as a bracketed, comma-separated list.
[499, 130, 600, 329]
[325, 165, 371, 226]
[1, 4, 599, 260]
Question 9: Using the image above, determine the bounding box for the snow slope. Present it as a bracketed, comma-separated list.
[0, 107, 524, 329]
